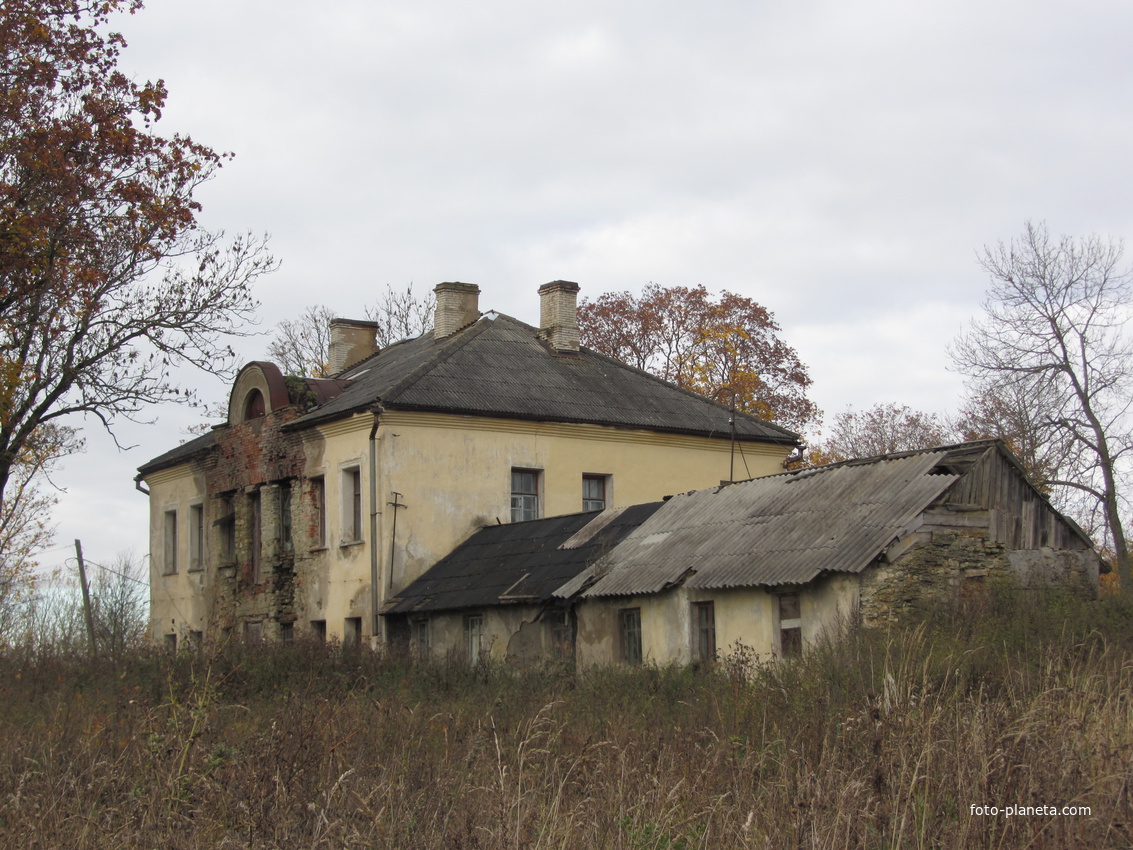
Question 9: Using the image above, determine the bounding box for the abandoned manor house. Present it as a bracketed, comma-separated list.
[138, 282, 1100, 663]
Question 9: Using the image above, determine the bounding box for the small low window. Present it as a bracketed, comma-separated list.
[693, 601, 716, 663]
[466, 614, 484, 662]
[311, 619, 327, 642]
[778, 593, 802, 658]
[619, 608, 642, 665]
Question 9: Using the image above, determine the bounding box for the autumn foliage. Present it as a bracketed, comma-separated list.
[0, 0, 273, 505]
[578, 284, 818, 432]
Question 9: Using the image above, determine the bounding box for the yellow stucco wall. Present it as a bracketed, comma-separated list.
[145, 463, 211, 644]
[573, 576, 861, 667]
[145, 406, 791, 645]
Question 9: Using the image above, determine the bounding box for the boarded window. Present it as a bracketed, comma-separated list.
[511, 469, 540, 522]
[412, 618, 430, 657]
[619, 608, 642, 665]
[693, 601, 716, 662]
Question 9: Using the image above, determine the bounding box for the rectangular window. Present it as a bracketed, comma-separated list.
[619, 608, 642, 665]
[189, 503, 204, 571]
[311, 477, 327, 548]
[244, 621, 262, 644]
[280, 621, 294, 642]
[163, 633, 177, 652]
[693, 601, 716, 663]
[412, 618, 430, 657]
[582, 475, 607, 511]
[249, 490, 262, 583]
[218, 495, 236, 562]
[466, 614, 484, 662]
[548, 609, 571, 659]
[163, 509, 178, 574]
[279, 482, 293, 552]
[311, 619, 327, 642]
[511, 469, 540, 522]
[778, 593, 802, 658]
[344, 616, 362, 649]
[342, 467, 362, 542]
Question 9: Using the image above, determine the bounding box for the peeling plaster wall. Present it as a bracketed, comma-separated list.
[860, 525, 1099, 628]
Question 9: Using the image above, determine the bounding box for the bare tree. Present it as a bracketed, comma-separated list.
[266, 304, 335, 377]
[266, 284, 434, 377]
[820, 403, 954, 461]
[951, 222, 1133, 592]
[365, 282, 435, 347]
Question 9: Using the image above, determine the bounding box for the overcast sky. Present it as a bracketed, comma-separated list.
[34, 0, 1133, 577]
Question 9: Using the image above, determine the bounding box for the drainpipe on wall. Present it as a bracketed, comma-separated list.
[368, 404, 384, 643]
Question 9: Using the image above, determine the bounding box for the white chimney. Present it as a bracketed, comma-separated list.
[433, 282, 481, 339]
[538, 280, 580, 353]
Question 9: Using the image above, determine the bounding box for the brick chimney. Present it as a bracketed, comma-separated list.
[329, 318, 379, 374]
[538, 280, 581, 353]
[433, 282, 481, 339]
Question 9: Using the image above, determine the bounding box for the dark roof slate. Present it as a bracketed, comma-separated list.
[136, 430, 217, 478]
[290, 314, 797, 444]
[556, 445, 989, 598]
[382, 502, 664, 615]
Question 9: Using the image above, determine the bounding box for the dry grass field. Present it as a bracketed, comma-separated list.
[1, 589, 1131, 849]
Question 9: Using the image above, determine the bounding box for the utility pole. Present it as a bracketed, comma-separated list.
[74, 539, 98, 657]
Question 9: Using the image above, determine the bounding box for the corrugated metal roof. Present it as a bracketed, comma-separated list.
[382, 502, 664, 615]
[288, 314, 798, 444]
[560, 450, 965, 598]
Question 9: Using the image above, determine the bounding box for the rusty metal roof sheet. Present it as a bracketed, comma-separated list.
[558, 449, 965, 598]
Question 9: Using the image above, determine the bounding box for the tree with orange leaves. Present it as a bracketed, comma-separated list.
[578, 284, 819, 432]
[0, 0, 275, 507]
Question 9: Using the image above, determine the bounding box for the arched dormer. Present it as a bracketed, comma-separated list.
[229, 362, 291, 426]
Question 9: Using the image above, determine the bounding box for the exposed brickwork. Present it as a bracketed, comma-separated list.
[192, 405, 318, 640]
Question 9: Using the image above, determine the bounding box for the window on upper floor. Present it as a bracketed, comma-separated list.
[511, 469, 540, 522]
[310, 476, 327, 548]
[582, 474, 608, 512]
[342, 467, 362, 543]
[249, 490, 262, 583]
[279, 482, 293, 552]
[163, 509, 178, 575]
[243, 388, 265, 421]
[218, 494, 236, 563]
[189, 503, 204, 571]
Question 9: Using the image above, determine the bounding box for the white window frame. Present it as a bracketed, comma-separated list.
[510, 468, 541, 522]
[340, 464, 364, 544]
